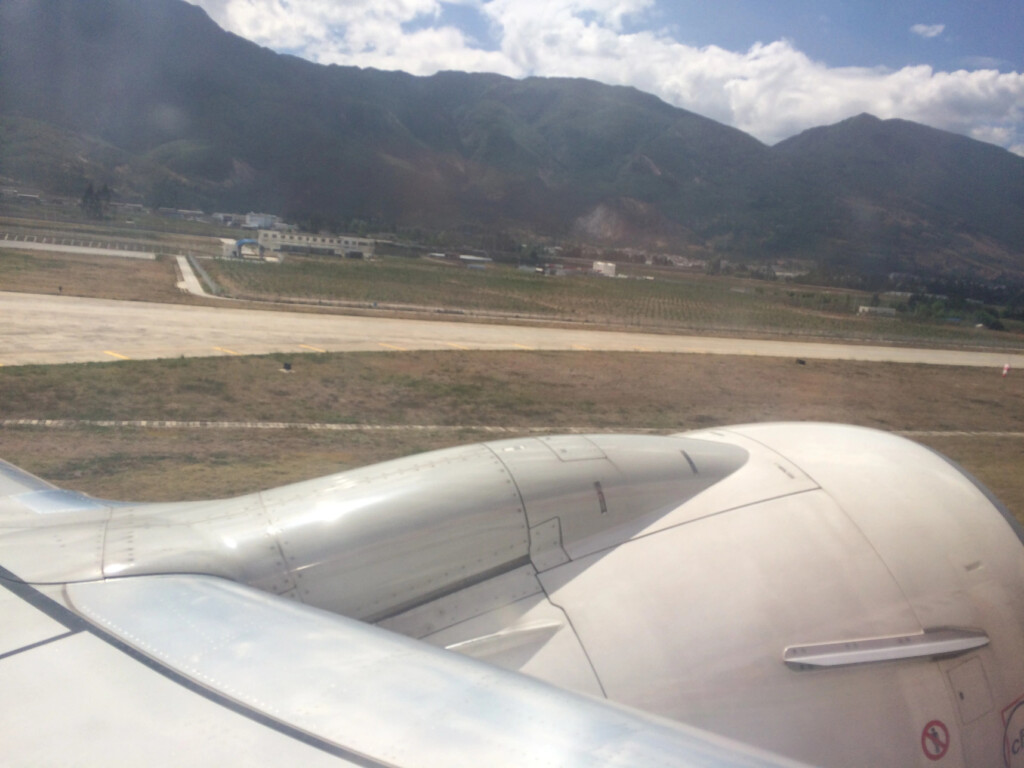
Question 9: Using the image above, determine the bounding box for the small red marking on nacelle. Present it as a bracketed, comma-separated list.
[921, 720, 950, 761]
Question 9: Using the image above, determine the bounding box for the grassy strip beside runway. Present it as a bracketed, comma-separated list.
[1, 350, 1021, 521]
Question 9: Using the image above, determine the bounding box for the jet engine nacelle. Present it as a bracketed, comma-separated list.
[374, 424, 1024, 768]
[2, 423, 1022, 767]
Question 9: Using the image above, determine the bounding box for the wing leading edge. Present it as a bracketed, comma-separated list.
[57, 573, 809, 768]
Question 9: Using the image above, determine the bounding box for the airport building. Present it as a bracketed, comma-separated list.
[857, 305, 897, 317]
[220, 238, 265, 260]
[245, 212, 279, 229]
[257, 229, 375, 258]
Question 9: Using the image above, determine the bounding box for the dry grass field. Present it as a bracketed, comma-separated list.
[206, 254, 1024, 347]
[0, 249, 192, 303]
[1, 351, 1022, 525]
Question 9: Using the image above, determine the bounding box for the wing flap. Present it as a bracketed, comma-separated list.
[66, 574, 809, 768]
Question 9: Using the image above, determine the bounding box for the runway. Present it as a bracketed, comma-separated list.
[2, 291, 1023, 368]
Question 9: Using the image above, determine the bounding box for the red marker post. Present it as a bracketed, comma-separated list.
[1004, 364, 1011, 378]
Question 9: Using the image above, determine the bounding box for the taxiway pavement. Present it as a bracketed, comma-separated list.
[2, 291, 1022, 368]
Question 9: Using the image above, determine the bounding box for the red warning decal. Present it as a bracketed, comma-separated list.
[1003, 694, 1024, 767]
[921, 720, 950, 761]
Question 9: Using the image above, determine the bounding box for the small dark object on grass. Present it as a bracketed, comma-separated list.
[281, 362, 292, 372]
[796, 359, 806, 365]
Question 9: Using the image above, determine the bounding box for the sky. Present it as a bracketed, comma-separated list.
[186, 0, 1024, 155]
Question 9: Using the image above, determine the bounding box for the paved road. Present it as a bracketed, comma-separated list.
[175, 256, 207, 295]
[2, 291, 1023, 368]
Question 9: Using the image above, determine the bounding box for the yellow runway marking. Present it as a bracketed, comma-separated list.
[299, 344, 327, 353]
[103, 350, 130, 360]
[214, 346, 241, 356]
[379, 343, 407, 351]
[444, 342, 469, 350]
[511, 343, 533, 350]
[571, 345, 591, 351]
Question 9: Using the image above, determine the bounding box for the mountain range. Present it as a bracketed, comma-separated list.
[1, 0, 1023, 280]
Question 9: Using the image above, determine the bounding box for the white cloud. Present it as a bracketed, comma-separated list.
[212, 0, 443, 57]
[910, 23, 945, 39]
[186, 1, 1024, 153]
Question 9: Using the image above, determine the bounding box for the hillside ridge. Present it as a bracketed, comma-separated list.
[1, 0, 1022, 279]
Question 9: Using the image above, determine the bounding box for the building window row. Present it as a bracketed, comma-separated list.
[264, 233, 363, 246]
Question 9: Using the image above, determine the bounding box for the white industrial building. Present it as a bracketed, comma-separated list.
[245, 212, 279, 229]
[220, 238, 264, 259]
[257, 229, 374, 258]
[858, 305, 896, 317]
[592, 260, 616, 277]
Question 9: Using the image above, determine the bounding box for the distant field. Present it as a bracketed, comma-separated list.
[0, 249, 190, 302]
[206, 254, 1024, 348]
[1, 350, 1022, 527]
[0, 211, 235, 242]
[2, 213, 1023, 349]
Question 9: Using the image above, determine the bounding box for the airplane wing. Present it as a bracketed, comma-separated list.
[0, 456, 118, 517]
[0, 565, 809, 767]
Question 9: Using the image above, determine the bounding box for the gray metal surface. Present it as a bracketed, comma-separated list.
[259, 442, 529, 619]
[0, 458, 58, 495]
[0, 434, 748, 620]
[2, 423, 1023, 767]
[0, 577, 354, 766]
[784, 628, 990, 669]
[492, 434, 747, 563]
[536, 487, 940, 767]
[66, 573, 810, 768]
